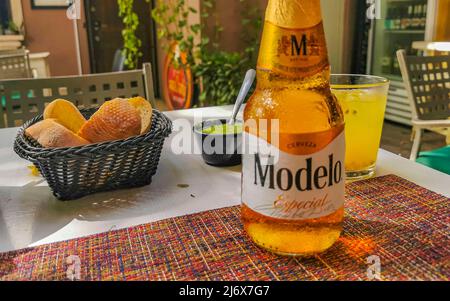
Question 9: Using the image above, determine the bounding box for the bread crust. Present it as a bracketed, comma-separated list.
[128, 97, 153, 134]
[78, 98, 142, 143]
[25, 119, 90, 148]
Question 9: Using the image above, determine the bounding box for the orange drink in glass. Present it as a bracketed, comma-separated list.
[331, 75, 389, 180]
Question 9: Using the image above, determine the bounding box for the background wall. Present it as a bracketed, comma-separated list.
[203, 0, 266, 53]
[21, 0, 90, 76]
[436, 0, 450, 40]
[155, 0, 201, 99]
[321, 0, 356, 74]
[154, 0, 355, 105]
[9, 0, 24, 31]
[202, 0, 354, 74]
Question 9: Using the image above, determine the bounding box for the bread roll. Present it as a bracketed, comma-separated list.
[25, 119, 90, 148]
[44, 99, 87, 133]
[128, 96, 153, 134]
[78, 98, 141, 143]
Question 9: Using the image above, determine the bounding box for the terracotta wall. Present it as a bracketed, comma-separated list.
[203, 0, 266, 53]
[203, 0, 354, 73]
[155, 0, 356, 98]
[155, 0, 201, 98]
[21, 0, 90, 76]
[436, 0, 450, 41]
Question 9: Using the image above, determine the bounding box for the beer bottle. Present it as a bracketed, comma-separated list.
[242, 0, 346, 256]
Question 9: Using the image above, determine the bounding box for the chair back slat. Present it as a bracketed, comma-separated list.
[397, 50, 450, 121]
[0, 63, 155, 128]
[0, 49, 32, 80]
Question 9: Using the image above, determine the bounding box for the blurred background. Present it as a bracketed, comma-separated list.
[0, 0, 449, 160]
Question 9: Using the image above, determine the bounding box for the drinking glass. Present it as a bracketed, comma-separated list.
[331, 74, 390, 181]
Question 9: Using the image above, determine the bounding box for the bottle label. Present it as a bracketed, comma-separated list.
[242, 125, 345, 220]
[258, 21, 329, 77]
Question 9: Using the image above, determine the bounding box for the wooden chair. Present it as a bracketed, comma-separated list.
[396, 50, 450, 160]
[0, 49, 32, 80]
[0, 63, 155, 128]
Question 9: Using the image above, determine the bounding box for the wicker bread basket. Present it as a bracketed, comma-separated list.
[14, 108, 172, 201]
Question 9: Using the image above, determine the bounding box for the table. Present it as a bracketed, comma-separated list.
[0, 106, 449, 253]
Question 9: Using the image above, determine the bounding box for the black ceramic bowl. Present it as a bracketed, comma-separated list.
[193, 119, 242, 167]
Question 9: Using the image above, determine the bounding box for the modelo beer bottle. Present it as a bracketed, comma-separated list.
[242, 0, 345, 256]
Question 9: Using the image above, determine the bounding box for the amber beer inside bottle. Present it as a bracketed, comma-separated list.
[242, 0, 345, 256]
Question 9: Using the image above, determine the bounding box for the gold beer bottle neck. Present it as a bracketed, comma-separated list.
[265, 0, 323, 29]
[257, 0, 331, 91]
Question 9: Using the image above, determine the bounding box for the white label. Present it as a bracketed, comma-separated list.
[242, 130, 345, 220]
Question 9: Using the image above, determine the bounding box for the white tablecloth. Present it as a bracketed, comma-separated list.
[0, 106, 449, 253]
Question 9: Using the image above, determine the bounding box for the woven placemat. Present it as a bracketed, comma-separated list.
[0, 175, 449, 281]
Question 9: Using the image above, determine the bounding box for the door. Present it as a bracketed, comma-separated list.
[0, 1, 11, 32]
[85, 0, 159, 96]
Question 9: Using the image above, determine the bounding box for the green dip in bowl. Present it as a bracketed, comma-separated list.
[201, 123, 243, 135]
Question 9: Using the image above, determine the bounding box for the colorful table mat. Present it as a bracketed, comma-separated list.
[0, 175, 449, 281]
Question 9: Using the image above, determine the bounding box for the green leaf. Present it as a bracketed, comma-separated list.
[203, 1, 213, 8]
